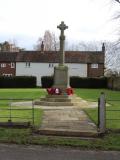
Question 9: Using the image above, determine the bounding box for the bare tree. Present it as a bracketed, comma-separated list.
[43, 30, 53, 51]
[66, 40, 120, 73]
[78, 41, 102, 51]
[66, 41, 102, 51]
[102, 0, 120, 74]
[105, 42, 120, 74]
[34, 30, 59, 51]
[115, 0, 120, 4]
[52, 32, 59, 51]
[34, 37, 43, 51]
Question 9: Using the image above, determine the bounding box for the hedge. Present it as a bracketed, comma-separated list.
[0, 76, 36, 88]
[41, 76, 107, 88]
[41, 76, 53, 88]
[70, 77, 107, 88]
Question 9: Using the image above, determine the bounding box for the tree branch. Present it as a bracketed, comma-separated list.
[115, 0, 120, 4]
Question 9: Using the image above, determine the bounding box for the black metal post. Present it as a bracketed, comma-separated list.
[9, 99, 12, 122]
[32, 100, 34, 125]
[98, 98, 100, 129]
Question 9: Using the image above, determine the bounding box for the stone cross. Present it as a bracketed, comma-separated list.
[57, 21, 68, 66]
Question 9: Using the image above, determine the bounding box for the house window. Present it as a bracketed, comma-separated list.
[1, 63, 6, 68]
[49, 63, 54, 68]
[26, 62, 30, 67]
[11, 62, 15, 68]
[91, 64, 98, 69]
[2, 74, 12, 76]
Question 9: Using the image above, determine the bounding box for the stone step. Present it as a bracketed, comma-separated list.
[46, 95, 69, 99]
[36, 129, 98, 137]
[40, 97, 72, 102]
[35, 101, 84, 106]
[34, 100, 74, 106]
[46, 95, 76, 99]
[41, 95, 81, 101]
[34, 94, 85, 107]
[40, 97, 81, 102]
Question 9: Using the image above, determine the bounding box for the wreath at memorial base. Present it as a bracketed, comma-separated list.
[47, 87, 73, 95]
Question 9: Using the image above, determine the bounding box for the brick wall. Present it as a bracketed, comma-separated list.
[0, 62, 16, 76]
[87, 63, 104, 77]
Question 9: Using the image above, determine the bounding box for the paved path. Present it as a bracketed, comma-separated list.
[0, 144, 119, 160]
[39, 108, 98, 137]
[11, 100, 98, 136]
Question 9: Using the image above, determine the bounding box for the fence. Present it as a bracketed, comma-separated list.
[0, 98, 34, 127]
[98, 93, 120, 133]
[106, 99, 120, 130]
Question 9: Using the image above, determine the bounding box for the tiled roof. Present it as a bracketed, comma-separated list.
[0, 52, 18, 62]
[0, 51, 104, 63]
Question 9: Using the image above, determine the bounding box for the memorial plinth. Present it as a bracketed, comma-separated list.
[53, 65, 69, 91]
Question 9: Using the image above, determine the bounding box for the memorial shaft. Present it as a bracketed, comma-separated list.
[57, 21, 68, 66]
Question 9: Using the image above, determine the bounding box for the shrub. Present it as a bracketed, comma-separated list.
[41, 76, 53, 88]
[41, 76, 107, 88]
[70, 76, 107, 88]
[0, 76, 36, 88]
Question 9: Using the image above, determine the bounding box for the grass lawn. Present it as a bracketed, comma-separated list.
[0, 108, 43, 127]
[75, 89, 120, 129]
[0, 88, 46, 99]
[0, 88, 45, 126]
[75, 88, 120, 101]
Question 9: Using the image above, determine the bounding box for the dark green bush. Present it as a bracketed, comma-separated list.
[0, 76, 36, 88]
[70, 76, 107, 88]
[41, 76, 107, 88]
[41, 76, 53, 88]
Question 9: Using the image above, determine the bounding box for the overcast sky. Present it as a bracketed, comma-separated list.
[0, 0, 119, 49]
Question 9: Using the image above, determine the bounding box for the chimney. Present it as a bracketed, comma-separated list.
[41, 41, 44, 53]
[102, 43, 105, 53]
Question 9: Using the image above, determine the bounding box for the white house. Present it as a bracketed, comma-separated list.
[0, 44, 105, 86]
[15, 50, 104, 86]
[16, 62, 87, 86]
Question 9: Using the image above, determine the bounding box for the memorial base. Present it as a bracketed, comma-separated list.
[52, 65, 70, 95]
